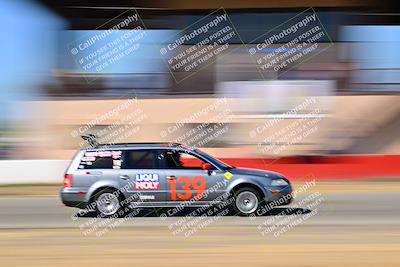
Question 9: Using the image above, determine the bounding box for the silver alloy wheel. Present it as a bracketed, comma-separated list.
[235, 191, 259, 214]
[96, 192, 120, 216]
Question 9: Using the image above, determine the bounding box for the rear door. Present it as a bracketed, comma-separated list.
[119, 149, 166, 203]
[75, 150, 122, 189]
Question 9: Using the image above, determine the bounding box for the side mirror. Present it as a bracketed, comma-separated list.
[201, 163, 212, 170]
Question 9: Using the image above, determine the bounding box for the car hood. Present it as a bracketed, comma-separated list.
[228, 167, 284, 179]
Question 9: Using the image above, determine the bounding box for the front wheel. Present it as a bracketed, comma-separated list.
[231, 187, 261, 216]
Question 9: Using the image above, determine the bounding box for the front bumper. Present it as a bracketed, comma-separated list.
[60, 188, 88, 209]
[266, 184, 293, 205]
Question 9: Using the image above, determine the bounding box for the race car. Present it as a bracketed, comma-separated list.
[60, 141, 293, 217]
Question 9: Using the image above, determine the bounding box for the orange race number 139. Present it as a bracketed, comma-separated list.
[168, 176, 206, 201]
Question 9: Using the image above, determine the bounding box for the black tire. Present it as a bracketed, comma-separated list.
[231, 187, 262, 216]
[92, 188, 124, 218]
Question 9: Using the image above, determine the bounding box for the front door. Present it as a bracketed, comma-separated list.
[161, 149, 228, 204]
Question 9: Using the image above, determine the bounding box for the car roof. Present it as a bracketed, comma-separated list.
[84, 142, 185, 151]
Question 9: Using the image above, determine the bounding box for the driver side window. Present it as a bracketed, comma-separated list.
[163, 150, 211, 169]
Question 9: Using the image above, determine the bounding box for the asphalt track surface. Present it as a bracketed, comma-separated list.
[0, 185, 399, 267]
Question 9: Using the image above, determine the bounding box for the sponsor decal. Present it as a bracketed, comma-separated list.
[78, 165, 84, 169]
[81, 156, 96, 161]
[139, 195, 155, 200]
[224, 172, 233, 180]
[113, 160, 121, 167]
[85, 151, 98, 157]
[135, 173, 160, 190]
[112, 151, 122, 159]
[98, 151, 112, 157]
[113, 160, 120, 168]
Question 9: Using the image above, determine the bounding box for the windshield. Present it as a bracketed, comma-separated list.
[194, 148, 233, 170]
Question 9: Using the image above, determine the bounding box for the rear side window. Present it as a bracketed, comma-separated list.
[122, 150, 160, 169]
[162, 149, 210, 169]
[79, 150, 122, 169]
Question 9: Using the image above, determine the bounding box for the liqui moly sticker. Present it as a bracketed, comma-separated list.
[135, 174, 159, 190]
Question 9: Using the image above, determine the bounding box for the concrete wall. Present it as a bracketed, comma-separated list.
[0, 155, 398, 185]
[0, 160, 70, 185]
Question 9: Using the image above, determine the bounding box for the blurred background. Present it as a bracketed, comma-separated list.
[1, 0, 399, 182]
[1, 2, 400, 267]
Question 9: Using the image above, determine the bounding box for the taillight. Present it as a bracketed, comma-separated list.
[63, 174, 73, 188]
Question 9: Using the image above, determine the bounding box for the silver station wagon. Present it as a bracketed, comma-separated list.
[60, 142, 293, 217]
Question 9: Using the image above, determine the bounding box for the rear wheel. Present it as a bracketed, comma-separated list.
[231, 187, 261, 216]
[93, 189, 122, 218]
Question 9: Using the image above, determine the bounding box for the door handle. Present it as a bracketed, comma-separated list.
[119, 175, 130, 180]
[167, 176, 176, 180]
[86, 171, 103, 175]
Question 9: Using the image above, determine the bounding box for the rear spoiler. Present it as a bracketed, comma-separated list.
[81, 134, 99, 148]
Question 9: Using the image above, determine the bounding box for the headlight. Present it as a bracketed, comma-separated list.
[271, 179, 289, 186]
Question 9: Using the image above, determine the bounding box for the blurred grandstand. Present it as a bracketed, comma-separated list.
[0, 0, 399, 181]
